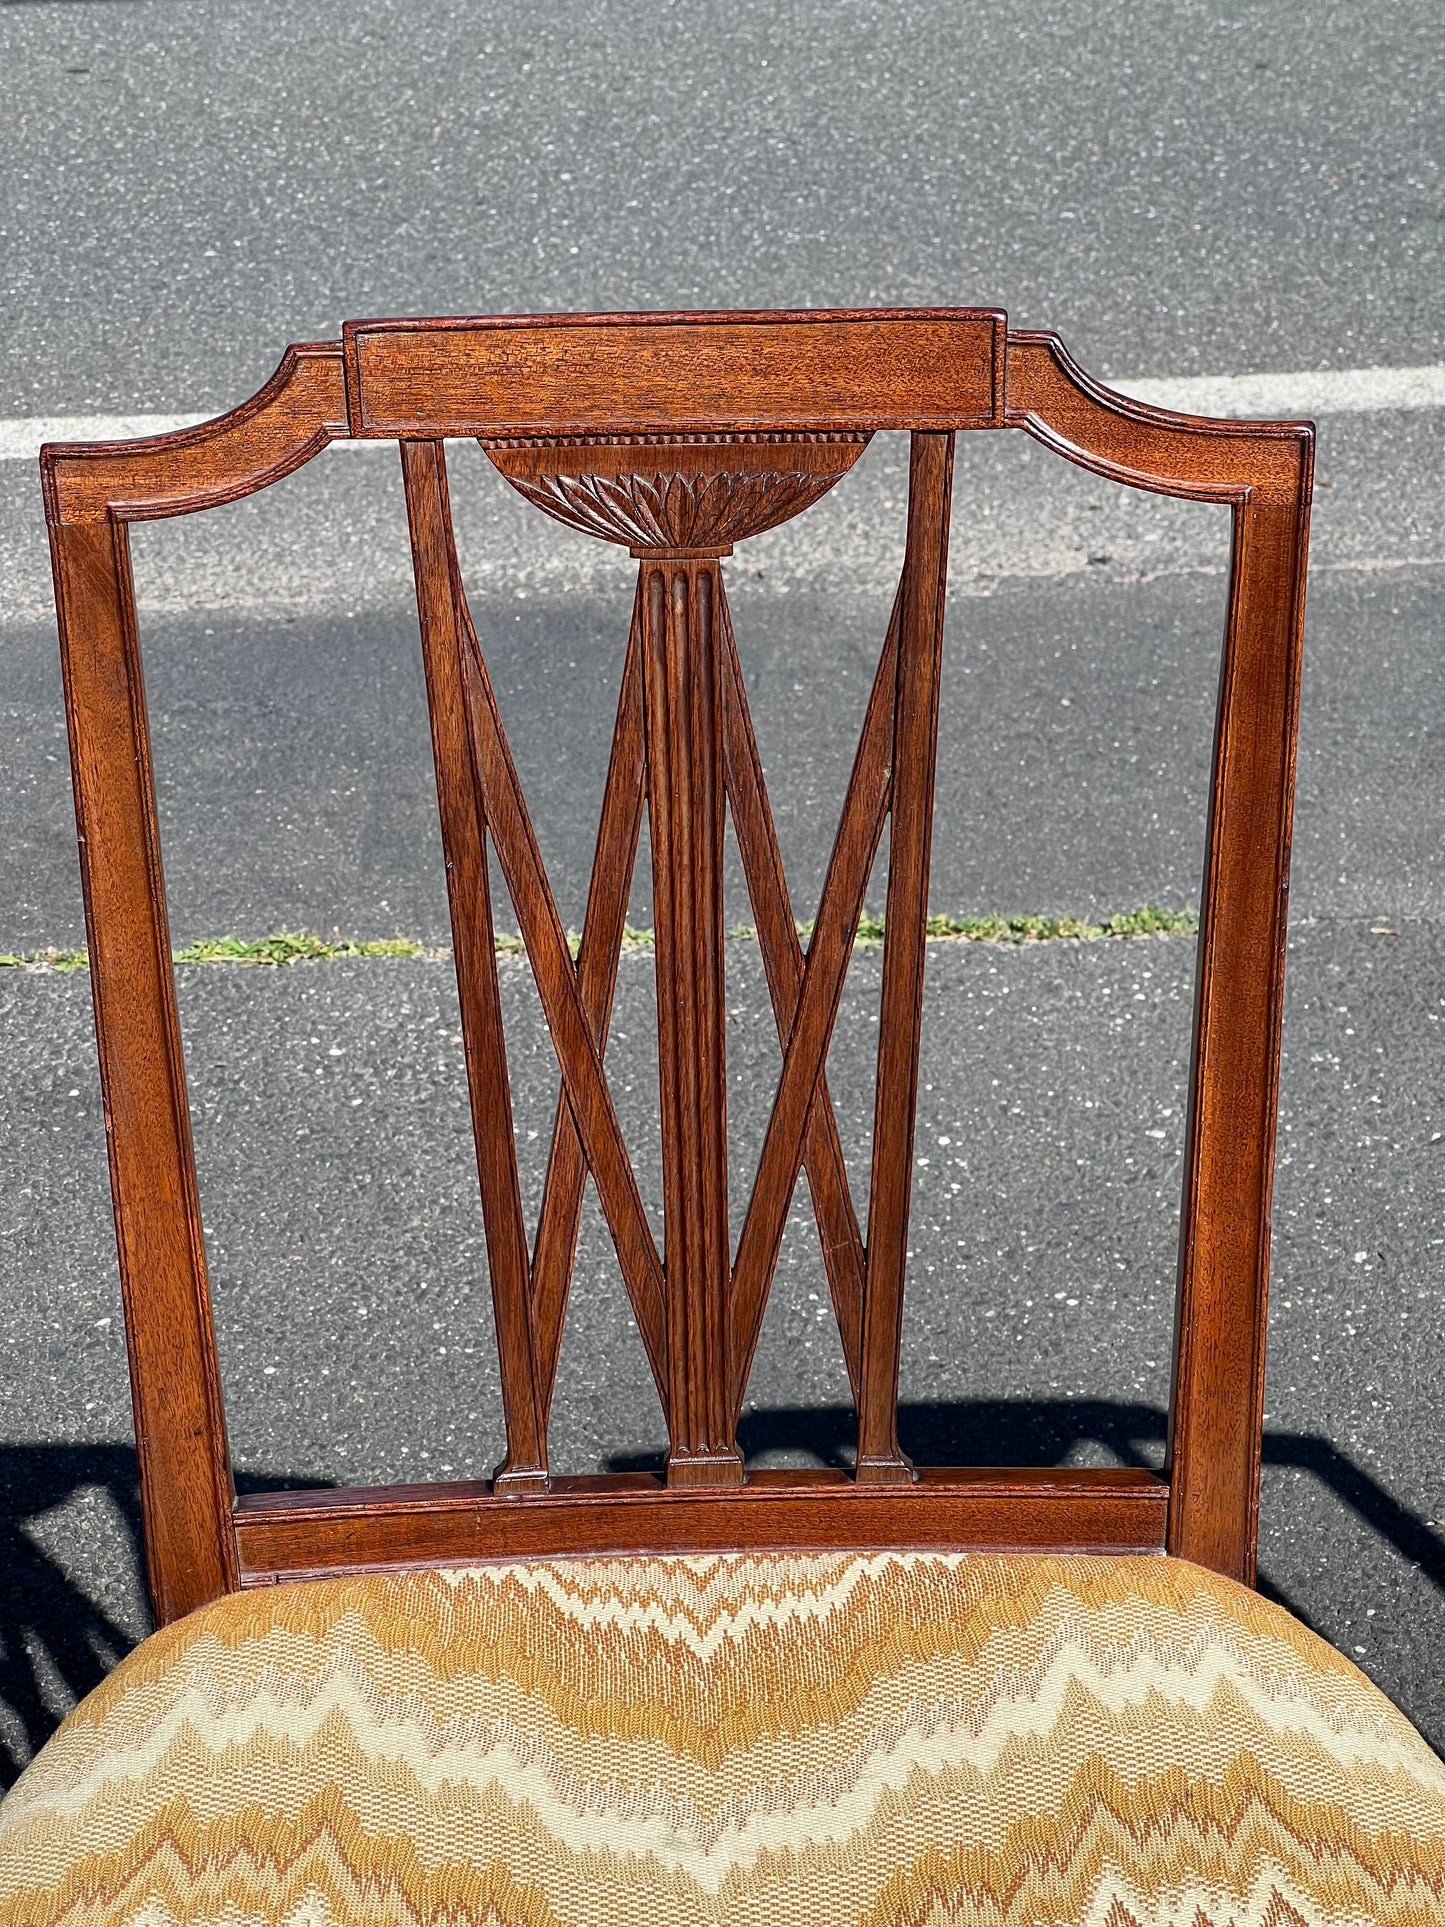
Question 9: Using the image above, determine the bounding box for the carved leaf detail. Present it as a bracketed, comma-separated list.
[507, 466, 848, 551]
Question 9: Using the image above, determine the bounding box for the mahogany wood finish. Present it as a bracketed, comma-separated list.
[1004, 333, 1313, 1582]
[233, 1467, 1167, 1585]
[858, 431, 953, 1484]
[42, 310, 1312, 1623]
[343, 311, 1005, 439]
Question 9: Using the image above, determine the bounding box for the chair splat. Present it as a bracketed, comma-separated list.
[404, 425, 956, 1492]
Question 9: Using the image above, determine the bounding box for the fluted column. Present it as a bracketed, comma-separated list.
[640, 555, 744, 1487]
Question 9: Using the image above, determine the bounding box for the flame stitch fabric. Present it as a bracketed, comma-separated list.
[2, 1550, 1443, 1926]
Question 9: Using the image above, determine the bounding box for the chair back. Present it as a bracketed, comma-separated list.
[41, 309, 1313, 1623]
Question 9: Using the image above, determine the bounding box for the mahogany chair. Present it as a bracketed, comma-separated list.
[3, 310, 1443, 1926]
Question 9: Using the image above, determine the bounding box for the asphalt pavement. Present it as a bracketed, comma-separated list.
[1, 0, 1443, 1789]
[3, 0, 1441, 405]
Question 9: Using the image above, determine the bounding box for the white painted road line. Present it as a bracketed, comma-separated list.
[1, 364, 1442, 463]
[0, 415, 203, 461]
[1116, 364, 1445, 417]
[0, 415, 378, 462]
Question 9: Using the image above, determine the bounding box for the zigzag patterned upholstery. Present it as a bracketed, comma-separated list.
[3, 1550, 1444, 1927]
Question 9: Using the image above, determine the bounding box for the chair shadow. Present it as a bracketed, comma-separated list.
[618, 1397, 1445, 1633]
[0, 1448, 328, 1791]
[4, 1408, 1442, 1788]
[0, 1445, 143, 1791]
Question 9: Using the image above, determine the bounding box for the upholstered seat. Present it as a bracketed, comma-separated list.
[2, 1550, 1443, 1926]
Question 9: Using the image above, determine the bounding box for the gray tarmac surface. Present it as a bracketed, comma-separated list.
[4, 554, 1445, 951]
[2, 0, 1443, 1795]
[3, 0, 1442, 408]
[0, 397, 1438, 954]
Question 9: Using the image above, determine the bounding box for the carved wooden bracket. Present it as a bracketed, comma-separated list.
[482, 433, 871, 555]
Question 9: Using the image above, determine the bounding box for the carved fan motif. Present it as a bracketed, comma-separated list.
[482, 433, 871, 553]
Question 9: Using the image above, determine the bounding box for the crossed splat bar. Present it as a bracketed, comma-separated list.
[403, 441, 665, 1493]
[401, 432, 954, 1489]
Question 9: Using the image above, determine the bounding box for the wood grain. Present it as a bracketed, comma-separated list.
[1167, 488, 1311, 1582]
[857, 432, 955, 1485]
[45, 516, 236, 1623]
[43, 343, 347, 526]
[641, 558, 745, 1486]
[1006, 331, 1313, 1582]
[234, 1466, 1167, 1582]
[402, 440, 549, 1492]
[346, 310, 1005, 439]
